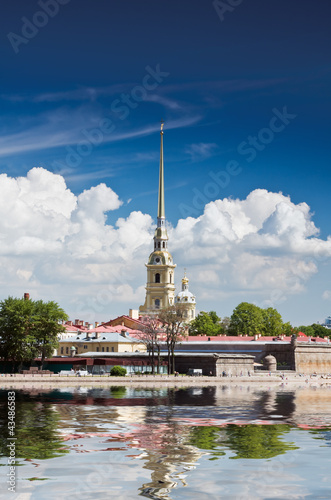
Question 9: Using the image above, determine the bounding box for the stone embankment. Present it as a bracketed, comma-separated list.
[1, 372, 331, 388]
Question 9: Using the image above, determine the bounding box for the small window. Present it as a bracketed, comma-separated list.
[155, 299, 160, 309]
[66, 347, 69, 354]
[61, 347, 64, 354]
[111, 347, 114, 352]
[158, 242, 160, 248]
[163, 242, 165, 248]
[106, 347, 109, 352]
[102, 347, 104, 352]
[169, 274, 172, 283]
[84, 345, 87, 349]
[96, 347, 99, 352]
[155, 273, 160, 283]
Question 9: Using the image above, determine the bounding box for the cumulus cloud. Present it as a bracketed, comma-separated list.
[0, 170, 330, 320]
[171, 189, 331, 303]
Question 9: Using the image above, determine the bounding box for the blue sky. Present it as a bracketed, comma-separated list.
[0, 0, 330, 326]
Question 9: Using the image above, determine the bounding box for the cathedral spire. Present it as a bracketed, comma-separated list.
[157, 120, 165, 220]
[139, 123, 176, 316]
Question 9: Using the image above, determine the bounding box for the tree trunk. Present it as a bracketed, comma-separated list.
[151, 342, 155, 375]
[157, 345, 160, 374]
[170, 345, 175, 374]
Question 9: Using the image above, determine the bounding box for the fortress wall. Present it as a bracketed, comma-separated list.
[262, 343, 295, 368]
[294, 345, 331, 374]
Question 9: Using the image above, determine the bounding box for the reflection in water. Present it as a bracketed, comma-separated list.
[0, 398, 69, 460]
[223, 424, 298, 459]
[0, 385, 331, 499]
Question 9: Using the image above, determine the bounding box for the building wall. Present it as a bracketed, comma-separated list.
[294, 345, 331, 374]
[174, 354, 255, 376]
[215, 357, 254, 377]
[58, 339, 146, 355]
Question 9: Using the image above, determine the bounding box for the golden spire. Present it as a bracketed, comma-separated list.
[157, 120, 165, 219]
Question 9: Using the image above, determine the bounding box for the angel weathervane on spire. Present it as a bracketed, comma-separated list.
[160, 119, 164, 133]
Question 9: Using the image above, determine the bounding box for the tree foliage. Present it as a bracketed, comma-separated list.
[228, 302, 265, 336]
[189, 311, 223, 336]
[229, 303, 285, 336]
[262, 307, 283, 336]
[294, 323, 330, 338]
[110, 366, 127, 376]
[0, 296, 68, 367]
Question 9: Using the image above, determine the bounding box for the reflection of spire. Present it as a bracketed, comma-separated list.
[158, 120, 165, 220]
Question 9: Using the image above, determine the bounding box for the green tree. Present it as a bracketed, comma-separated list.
[310, 323, 330, 338]
[228, 302, 265, 336]
[33, 300, 68, 366]
[189, 311, 223, 336]
[262, 307, 283, 336]
[0, 297, 37, 367]
[296, 323, 330, 338]
[297, 325, 315, 337]
[281, 321, 294, 335]
[0, 296, 68, 369]
[110, 365, 127, 376]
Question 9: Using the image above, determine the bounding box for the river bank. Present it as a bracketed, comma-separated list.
[1, 372, 331, 389]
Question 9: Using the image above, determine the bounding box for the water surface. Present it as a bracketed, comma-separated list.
[1, 384, 331, 499]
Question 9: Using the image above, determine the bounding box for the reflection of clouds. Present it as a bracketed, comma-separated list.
[182, 450, 307, 500]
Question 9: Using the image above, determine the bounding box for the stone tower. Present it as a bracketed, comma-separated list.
[139, 123, 176, 315]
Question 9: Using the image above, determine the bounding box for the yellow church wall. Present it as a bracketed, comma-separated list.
[58, 340, 146, 356]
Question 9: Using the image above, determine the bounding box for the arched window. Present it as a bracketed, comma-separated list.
[155, 299, 160, 309]
[155, 273, 160, 283]
[163, 242, 165, 248]
[158, 242, 160, 248]
[169, 274, 172, 283]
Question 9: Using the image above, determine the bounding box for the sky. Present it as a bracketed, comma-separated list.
[0, 0, 330, 326]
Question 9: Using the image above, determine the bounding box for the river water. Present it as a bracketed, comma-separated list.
[1, 383, 331, 499]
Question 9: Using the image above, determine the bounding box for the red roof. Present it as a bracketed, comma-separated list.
[179, 335, 328, 343]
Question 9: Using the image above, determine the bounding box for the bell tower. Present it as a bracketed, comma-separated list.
[139, 123, 176, 315]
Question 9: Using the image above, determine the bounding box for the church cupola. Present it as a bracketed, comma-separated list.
[175, 270, 196, 321]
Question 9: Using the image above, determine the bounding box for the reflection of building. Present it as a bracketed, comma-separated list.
[139, 124, 176, 316]
[175, 271, 196, 321]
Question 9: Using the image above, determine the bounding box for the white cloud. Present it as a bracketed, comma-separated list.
[171, 189, 331, 304]
[0, 172, 330, 322]
[185, 142, 218, 161]
[322, 290, 331, 300]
